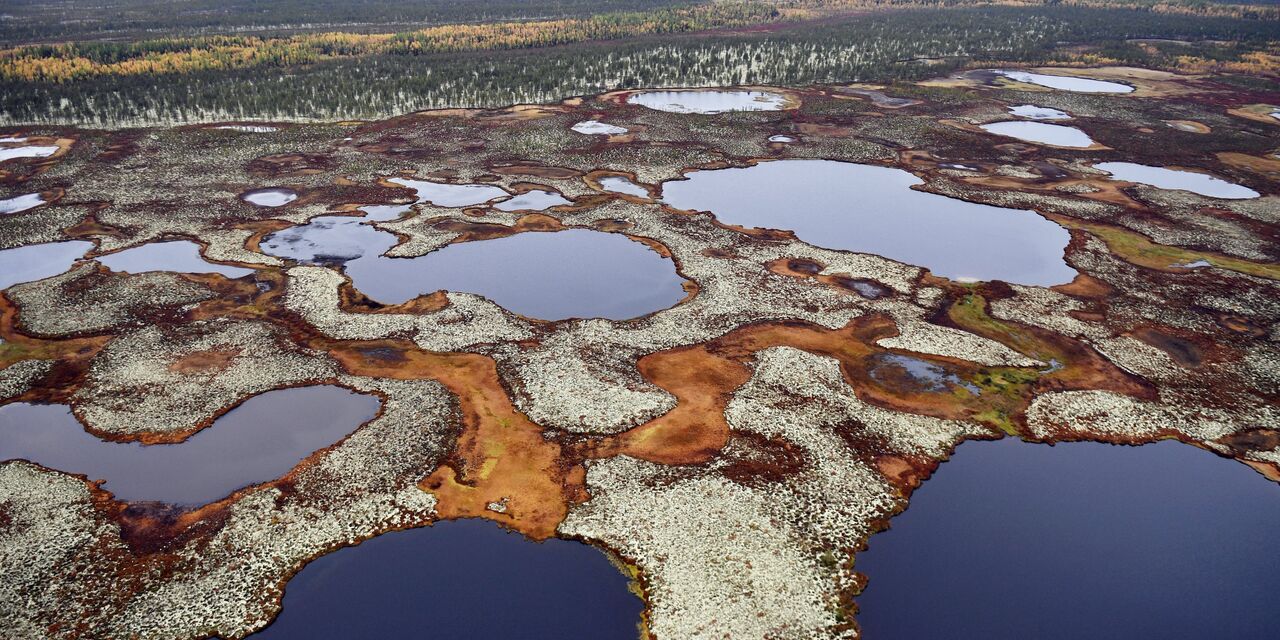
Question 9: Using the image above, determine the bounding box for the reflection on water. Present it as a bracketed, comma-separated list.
[979, 121, 1096, 148]
[0, 240, 93, 290]
[0, 145, 59, 162]
[345, 229, 688, 321]
[627, 89, 787, 114]
[242, 188, 298, 207]
[494, 189, 571, 211]
[1094, 162, 1260, 199]
[1008, 104, 1070, 120]
[0, 386, 380, 505]
[572, 120, 628, 135]
[97, 240, 254, 278]
[995, 69, 1134, 93]
[0, 192, 45, 214]
[252, 519, 644, 639]
[389, 177, 509, 207]
[599, 176, 650, 198]
[661, 159, 1075, 285]
[855, 439, 1280, 639]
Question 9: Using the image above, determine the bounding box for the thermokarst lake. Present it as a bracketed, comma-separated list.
[993, 69, 1136, 93]
[0, 386, 380, 505]
[979, 120, 1098, 148]
[660, 159, 1077, 285]
[0, 4, 1277, 636]
[626, 89, 789, 113]
[855, 440, 1280, 639]
[263, 218, 688, 320]
[1094, 162, 1261, 199]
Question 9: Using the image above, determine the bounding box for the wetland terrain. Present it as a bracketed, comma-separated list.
[1, 1, 1280, 639]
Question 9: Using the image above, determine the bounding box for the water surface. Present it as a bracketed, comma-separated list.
[0, 145, 59, 162]
[389, 177, 509, 207]
[253, 519, 644, 639]
[0, 240, 93, 290]
[572, 120, 628, 135]
[0, 386, 380, 505]
[494, 190, 571, 212]
[660, 159, 1075, 285]
[768, 135, 796, 143]
[97, 241, 255, 278]
[1094, 162, 1259, 199]
[345, 229, 687, 320]
[980, 121, 1096, 148]
[0, 193, 45, 214]
[855, 439, 1280, 639]
[1008, 104, 1070, 120]
[243, 188, 298, 207]
[599, 176, 650, 198]
[996, 70, 1135, 93]
[627, 89, 787, 114]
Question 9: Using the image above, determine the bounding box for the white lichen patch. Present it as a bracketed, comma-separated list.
[0, 359, 54, 401]
[285, 266, 533, 351]
[7, 264, 216, 336]
[879, 312, 1044, 368]
[563, 348, 976, 640]
[73, 318, 339, 437]
[1026, 390, 1277, 443]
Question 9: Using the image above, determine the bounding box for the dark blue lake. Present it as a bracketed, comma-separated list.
[854, 439, 1280, 639]
[253, 519, 644, 639]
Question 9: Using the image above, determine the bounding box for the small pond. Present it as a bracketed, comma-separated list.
[855, 438, 1280, 639]
[0, 145, 60, 162]
[995, 70, 1135, 93]
[0, 193, 45, 214]
[980, 121, 1096, 148]
[345, 229, 687, 320]
[494, 190, 572, 212]
[660, 159, 1076, 286]
[769, 135, 796, 143]
[0, 240, 94, 291]
[97, 240, 255, 278]
[0, 386, 380, 505]
[627, 89, 788, 114]
[251, 519, 644, 639]
[389, 177, 509, 207]
[599, 176, 650, 198]
[1008, 104, 1071, 120]
[1094, 162, 1260, 199]
[243, 188, 298, 207]
[572, 120, 628, 135]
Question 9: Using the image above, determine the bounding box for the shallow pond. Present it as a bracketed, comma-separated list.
[251, 519, 643, 639]
[0, 145, 59, 162]
[494, 189, 572, 211]
[572, 120, 628, 135]
[0, 240, 93, 291]
[262, 215, 396, 264]
[214, 125, 278, 133]
[389, 177, 509, 207]
[768, 134, 796, 143]
[0, 386, 380, 505]
[345, 229, 687, 320]
[868, 353, 980, 395]
[97, 241, 255, 278]
[627, 89, 787, 114]
[996, 70, 1135, 93]
[980, 121, 1096, 148]
[660, 159, 1075, 285]
[242, 188, 298, 207]
[1008, 104, 1070, 120]
[1094, 162, 1260, 199]
[0, 192, 45, 214]
[855, 439, 1280, 639]
[599, 176, 650, 198]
